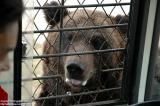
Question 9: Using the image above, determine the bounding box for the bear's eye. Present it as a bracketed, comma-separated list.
[67, 34, 73, 41]
[90, 36, 108, 50]
[66, 32, 75, 41]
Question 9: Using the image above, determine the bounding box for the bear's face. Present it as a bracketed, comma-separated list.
[60, 13, 120, 89]
[63, 32, 96, 88]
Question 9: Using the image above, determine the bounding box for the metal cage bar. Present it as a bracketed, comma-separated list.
[23, 23, 128, 34]
[33, 87, 121, 101]
[14, 20, 22, 105]
[23, 48, 125, 59]
[26, 2, 131, 10]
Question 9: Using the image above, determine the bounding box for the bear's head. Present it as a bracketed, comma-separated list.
[43, 1, 128, 92]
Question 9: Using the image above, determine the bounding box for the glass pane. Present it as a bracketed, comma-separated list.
[148, 35, 160, 100]
[145, 1, 160, 101]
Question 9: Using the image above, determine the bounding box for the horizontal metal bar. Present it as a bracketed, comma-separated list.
[20, 67, 124, 82]
[23, 48, 125, 59]
[1, 67, 123, 82]
[102, 68, 124, 72]
[70, 99, 126, 106]
[22, 75, 61, 82]
[22, 23, 128, 34]
[0, 75, 61, 84]
[33, 75, 61, 80]
[33, 87, 121, 101]
[25, 3, 131, 10]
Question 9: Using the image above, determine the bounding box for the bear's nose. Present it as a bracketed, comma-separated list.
[67, 63, 84, 78]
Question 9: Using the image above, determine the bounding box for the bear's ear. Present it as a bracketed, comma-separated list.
[115, 15, 129, 34]
[43, 1, 69, 27]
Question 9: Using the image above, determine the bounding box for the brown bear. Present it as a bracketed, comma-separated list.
[35, 1, 128, 106]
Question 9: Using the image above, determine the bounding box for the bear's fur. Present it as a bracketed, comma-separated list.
[35, 1, 128, 106]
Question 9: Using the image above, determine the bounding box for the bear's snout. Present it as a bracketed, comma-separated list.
[66, 63, 84, 79]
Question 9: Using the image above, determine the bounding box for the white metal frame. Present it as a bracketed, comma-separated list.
[138, 0, 157, 102]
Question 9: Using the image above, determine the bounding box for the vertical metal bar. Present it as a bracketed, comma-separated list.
[56, 0, 65, 105]
[59, 0, 64, 52]
[14, 20, 22, 105]
[138, 0, 157, 102]
[122, 0, 151, 104]
[59, 0, 64, 70]
[121, 0, 141, 104]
